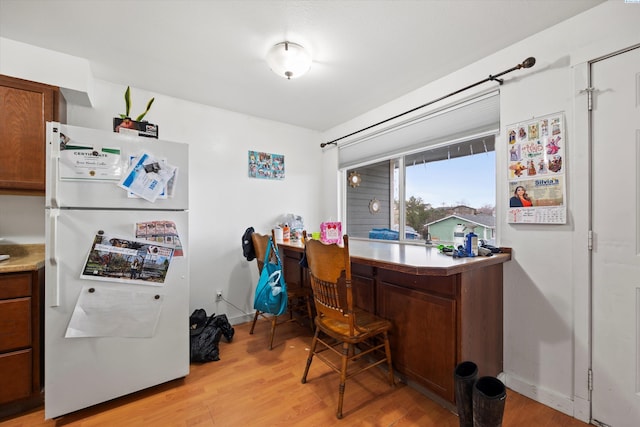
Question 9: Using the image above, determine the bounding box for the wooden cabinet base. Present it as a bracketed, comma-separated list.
[375, 263, 504, 404]
[0, 349, 43, 420]
[0, 393, 43, 420]
[378, 281, 457, 402]
[0, 268, 44, 418]
[0, 349, 32, 404]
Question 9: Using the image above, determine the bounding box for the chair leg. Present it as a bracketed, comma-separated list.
[268, 315, 278, 350]
[383, 332, 395, 386]
[301, 328, 320, 384]
[249, 310, 260, 334]
[336, 342, 350, 419]
[288, 297, 294, 320]
[305, 297, 313, 333]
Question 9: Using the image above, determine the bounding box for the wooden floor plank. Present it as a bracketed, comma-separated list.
[0, 321, 589, 426]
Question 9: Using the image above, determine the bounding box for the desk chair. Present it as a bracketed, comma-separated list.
[249, 231, 314, 350]
[301, 234, 394, 419]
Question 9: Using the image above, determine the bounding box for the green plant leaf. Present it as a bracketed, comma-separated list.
[124, 86, 131, 117]
[135, 97, 155, 122]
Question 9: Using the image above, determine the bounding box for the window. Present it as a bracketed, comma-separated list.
[345, 136, 496, 244]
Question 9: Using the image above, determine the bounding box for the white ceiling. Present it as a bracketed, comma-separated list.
[0, 0, 604, 131]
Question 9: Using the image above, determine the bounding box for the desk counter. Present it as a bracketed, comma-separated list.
[278, 239, 511, 408]
[280, 239, 510, 276]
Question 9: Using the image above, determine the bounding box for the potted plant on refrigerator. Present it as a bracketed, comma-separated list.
[113, 86, 158, 138]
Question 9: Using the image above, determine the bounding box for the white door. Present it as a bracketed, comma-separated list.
[592, 46, 640, 427]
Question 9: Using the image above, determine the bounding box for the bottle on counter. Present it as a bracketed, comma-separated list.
[464, 226, 478, 257]
[283, 224, 290, 243]
[273, 226, 283, 242]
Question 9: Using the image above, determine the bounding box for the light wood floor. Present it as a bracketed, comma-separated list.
[0, 320, 590, 426]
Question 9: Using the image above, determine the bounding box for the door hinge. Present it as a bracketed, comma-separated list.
[588, 230, 593, 251]
[588, 368, 593, 391]
[580, 87, 595, 111]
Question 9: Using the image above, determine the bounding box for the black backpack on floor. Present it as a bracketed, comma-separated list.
[189, 309, 234, 363]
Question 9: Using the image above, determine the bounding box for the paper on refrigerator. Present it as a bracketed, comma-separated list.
[135, 220, 184, 257]
[126, 156, 178, 199]
[118, 152, 177, 202]
[58, 132, 123, 181]
[81, 231, 175, 286]
[65, 285, 163, 338]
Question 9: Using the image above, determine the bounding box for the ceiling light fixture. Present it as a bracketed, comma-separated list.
[265, 41, 312, 80]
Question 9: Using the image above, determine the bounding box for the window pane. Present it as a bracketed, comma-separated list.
[392, 159, 400, 237]
[405, 140, 496, 245]
[346, 136, 496, 244]
[345, 161, 392, 239]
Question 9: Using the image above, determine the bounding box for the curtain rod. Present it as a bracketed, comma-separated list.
[320, 57, 536, 148]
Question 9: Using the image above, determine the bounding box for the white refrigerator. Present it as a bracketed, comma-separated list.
[44, 122, 189, 419]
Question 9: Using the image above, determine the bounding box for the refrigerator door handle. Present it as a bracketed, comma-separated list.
[47, 121, 60, 208]
[48, 209, 60, 307]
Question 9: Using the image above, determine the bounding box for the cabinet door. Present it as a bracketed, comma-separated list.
[0, 298, 31, 351]
[378, 281, 457, 403]
[0, 75, 58, 193]
[351, 263, 375, 312]
[281, 248, 304, 291]
[0, 349, 32, 404]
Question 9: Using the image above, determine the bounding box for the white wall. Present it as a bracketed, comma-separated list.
[320, 0, 639, 422]
[0, 195, 46, 243]
[0, 37, 94, 106]
[0, 61, 323, 324]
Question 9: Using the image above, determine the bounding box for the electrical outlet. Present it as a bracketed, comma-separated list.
[216, 290, 223, 301]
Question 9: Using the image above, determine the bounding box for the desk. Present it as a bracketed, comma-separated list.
[278, 239, 511, 408]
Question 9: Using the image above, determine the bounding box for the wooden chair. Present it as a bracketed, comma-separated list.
[249, 231, 314, 350]
[301, 234, 394, 419]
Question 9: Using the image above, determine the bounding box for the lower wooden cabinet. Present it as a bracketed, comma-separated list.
[351, 263, 375, 312]
[280, 248, 304, 289]
[378, 280, 457, 402]
[0, 349, 32, 404]
[0, 269, 44, 417]
[367, 263, 502, 405]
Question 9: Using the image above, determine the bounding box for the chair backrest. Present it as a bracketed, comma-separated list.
[252, 230, 277, 273]
[304, 235, 357, 335]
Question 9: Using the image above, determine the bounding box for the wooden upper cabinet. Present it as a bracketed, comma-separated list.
[0, 74, 64, 195]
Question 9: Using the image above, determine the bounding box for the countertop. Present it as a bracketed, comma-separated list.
[0, 244, 45, 273]
[278, 239, 511, 276]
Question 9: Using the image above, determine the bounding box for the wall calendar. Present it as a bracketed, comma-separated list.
[506, 112, 567, 224]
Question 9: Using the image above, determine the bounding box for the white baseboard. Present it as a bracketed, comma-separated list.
[503, 373, 575, 417]
[228, 313, 254, 325]
[573, 395, 591, 423]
